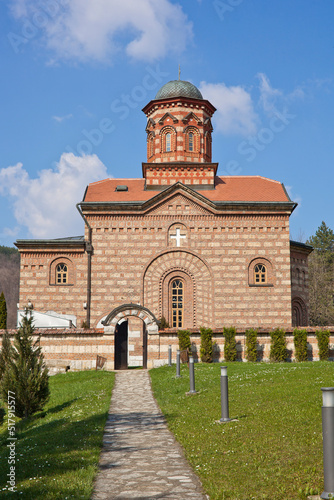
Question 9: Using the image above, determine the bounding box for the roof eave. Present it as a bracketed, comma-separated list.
[290, 240, 314, 254]
[79, 190, 297, 214]
[142, 97, 216, 115]
[15, 238, 86, 250]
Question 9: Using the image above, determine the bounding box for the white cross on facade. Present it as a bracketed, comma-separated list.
[170, 228, 186, 247]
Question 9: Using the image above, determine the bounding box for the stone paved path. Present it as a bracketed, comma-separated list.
[92, 370, 208, 500]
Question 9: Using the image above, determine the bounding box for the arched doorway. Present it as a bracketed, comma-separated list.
[102, 304, 159, 370]
[114, 320, 128, 370]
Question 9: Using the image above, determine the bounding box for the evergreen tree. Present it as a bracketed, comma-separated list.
[0, 314, 49, 419]
[0, 332, 13, 379]
[0, 292, 7, 329]
[308, 221, 334, 254]
[307, 222, 334, 326]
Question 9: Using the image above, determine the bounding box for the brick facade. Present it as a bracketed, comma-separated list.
[15, 79, 313, 370]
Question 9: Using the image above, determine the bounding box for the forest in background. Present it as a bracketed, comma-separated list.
[307, 222, 334, 326]
[0, 246, 19, 328]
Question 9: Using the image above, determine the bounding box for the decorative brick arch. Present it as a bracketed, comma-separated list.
[248, 257, 275, 286]
[183, 126, 200, 153]
[101, 304, 159, 334]
[142, 249, 214, 328]
[49, 256, 75, 285]
[160, 125, 177, 153]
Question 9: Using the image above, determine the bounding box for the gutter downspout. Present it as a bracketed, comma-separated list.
[76, 203, 92, 328]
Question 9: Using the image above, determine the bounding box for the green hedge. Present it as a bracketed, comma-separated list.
[200, 327, 213, 363]
[293, 329, 308, 362]
[316, 330, 330, 360]
[245, 328, 258, 362]
[178, 329, 191, 353]
[270, 329, 287, 362]
[224, 326, 237, 361]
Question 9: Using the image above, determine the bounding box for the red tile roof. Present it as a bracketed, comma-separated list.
[83, 176, 290, 204]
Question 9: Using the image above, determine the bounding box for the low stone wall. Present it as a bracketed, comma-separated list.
[1, 326, 334, 372]
[157, 327, 334, 367]
[0, 328, 111, 373]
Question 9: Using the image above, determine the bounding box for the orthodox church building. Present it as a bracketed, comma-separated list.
[15, 79, 312, 367]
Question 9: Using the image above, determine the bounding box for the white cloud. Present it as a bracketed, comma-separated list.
[257, 73, 283, 115]
[52, 113, 73, 123]
[200, 81, 258, 136]
[257, 73, 305, 116]
[9, 0, 192, 63]
[0, 153, 109, 239]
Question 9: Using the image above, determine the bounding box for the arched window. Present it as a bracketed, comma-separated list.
[188, 132, 194, 152]
[171, 279, 183, 328]
[254, 264, 267, 284]
[147, 135, 154, 158]
[165, 132, 171, 152]
[185, 128, 199, 153]
[205, 132, 212, 158]
[56, 263, 68, 284]
[161, 127, 176, 153]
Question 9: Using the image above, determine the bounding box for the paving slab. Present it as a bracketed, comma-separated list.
[92, 369, 208, 500]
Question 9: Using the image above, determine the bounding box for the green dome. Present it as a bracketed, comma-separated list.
[155, 80, 203, 100]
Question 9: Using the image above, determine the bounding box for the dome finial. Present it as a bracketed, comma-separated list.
[178, 64, 181, 81]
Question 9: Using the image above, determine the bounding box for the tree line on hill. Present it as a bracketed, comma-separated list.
[0, 246, 19, 329]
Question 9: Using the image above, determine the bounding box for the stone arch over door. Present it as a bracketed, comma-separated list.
[142, 249, 214, 328]
[102, 304, 160, 370]
[102, 304, 159, 334]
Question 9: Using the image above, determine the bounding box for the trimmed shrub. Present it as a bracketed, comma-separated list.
[159, 316, 170, 330]
[245, 328, 258, 362]
[293, 329, 308, 362]
[270, 329, 287, 362]
[178, 329, 191, 362]
[224, 327, 237, 361]
[316, 330, 330, 361]
[200, 327, 213, 363]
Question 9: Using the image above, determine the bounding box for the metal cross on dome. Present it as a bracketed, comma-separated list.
[170, 227, 186, 247]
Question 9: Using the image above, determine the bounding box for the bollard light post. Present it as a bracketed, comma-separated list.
[321, 387, 334, 499]
[176, 349, 181, 378]
[188, 356, 197, 394]
[168, 345, 172, 366]
[220, 366, 231, 423]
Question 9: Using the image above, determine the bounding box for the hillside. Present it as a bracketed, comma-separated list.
[0, 246, 20, 328]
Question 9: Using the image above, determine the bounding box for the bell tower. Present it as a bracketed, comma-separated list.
[142, 80, 218, 190]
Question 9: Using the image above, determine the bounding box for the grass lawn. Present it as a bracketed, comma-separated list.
[0, 370, 115, 499]
[150, 361, 334, 500]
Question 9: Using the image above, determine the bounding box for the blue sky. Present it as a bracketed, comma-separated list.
[0, 0, 333, 247]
